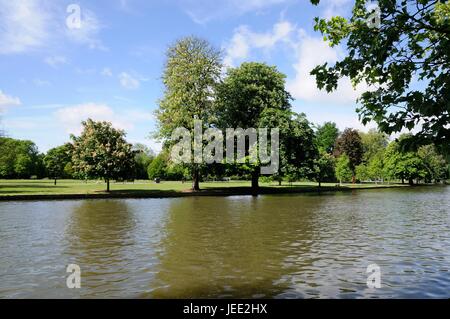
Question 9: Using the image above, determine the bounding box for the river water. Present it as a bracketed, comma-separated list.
[1, 186, 449, 298]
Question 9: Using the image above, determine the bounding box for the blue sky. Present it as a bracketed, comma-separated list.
[0, 0, 374, 153]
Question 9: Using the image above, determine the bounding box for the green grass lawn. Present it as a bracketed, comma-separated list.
[0, 179, 407, 197]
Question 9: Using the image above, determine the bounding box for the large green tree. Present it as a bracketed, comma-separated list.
[259, 109, 318, 186]
[0, 137, 40, 178]
[156, 36, 222, 191]
[383, 137, 427, 185]
[43, 144, 72, 185]
[313, 152, 336, 187]
[216, 62, 295, 191]
[333, 128, 364, 181]
[417, 144, 448, 182]
[335, 154, 353, 184]
[70, 119, 135, 192]
[147, 151, 168, 180]
[360, 129, 389, 162]
[310, 0, 450, 151]
[315, 122, 340, 154]
[367, 150, 386, 182]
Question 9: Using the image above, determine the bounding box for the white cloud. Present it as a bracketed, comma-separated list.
[224, 21, 295, 66]
[302, 109, 377, 133]
[0, 1, 107, 55]
[183, 0, 291, 24]
[119, 72, 141, 90]
[44, 55, 68, 68]
[54, 103, 153, 135]
[101, 67, 113, 77]
[0, 90, 21, 111]
[0, 0, 51, 54]
[129, 138, 163, 154]
[286, 34, 368, 105]
[66, 8, 107, 51]
[55, 103, 130, 135]
[223, 18, 371, 109]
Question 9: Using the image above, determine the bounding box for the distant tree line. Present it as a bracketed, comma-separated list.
[1, 121, 448, 190]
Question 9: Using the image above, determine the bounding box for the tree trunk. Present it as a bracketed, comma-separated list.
[408, 178, 414, 186]
[251, 167, 259, 194]
[54, 178, 57, 186]
[106, 178, 110, 192]
[192, 166, 200, 191]
[278, 178, 282, 186]
[318, 180, 321, 188]
[401, 178, 405, 184]
[352, 175, 356, 184]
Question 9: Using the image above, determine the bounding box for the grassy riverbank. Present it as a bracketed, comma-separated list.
[0, 179, 415, 200]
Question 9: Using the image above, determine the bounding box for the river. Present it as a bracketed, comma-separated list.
[1, 186, 449, 298]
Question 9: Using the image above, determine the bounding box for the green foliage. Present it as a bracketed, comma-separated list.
[335, 154, 353, 183]
[166, 164, 190, 180]
[367, 150, 386, 181]
[310, 0, 450, 151]
[260, 110, 318, 182]
[63, 162, 74, 178]
[417, 144, 448, 182]
[313, 152, 336, 185]
[156, 36, 222, 135]
[383, 138, 427, 184]
[0, 137, 41, 178]
[355, 163, 369, 181]
[216, 62, 292, 129]
[155, 36, 222, 190]
[43, 144, 72, 182]
[133, 143, 155, 180]
[147, 153, 168, 180]
[216, 62, 312, 187]
[70, 119, 135, 191]
[334, 128, 363, 173]
[360, 129, 388, 162]
[315, 122, 340, 154]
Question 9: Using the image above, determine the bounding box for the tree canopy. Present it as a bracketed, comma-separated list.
[43, 144, 72, 185]
[315, 122, 340, 154]
[0, 137, 41, 178]
[360, 129, 389, 162]
[156, 36, 222, 190]
[335, 154, 353, 183]
[70, 119, 135, 192]
[334, 128, 364, 179]
[310, 0, 450, 152]
[216, 62, 309, 190]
